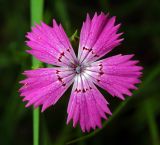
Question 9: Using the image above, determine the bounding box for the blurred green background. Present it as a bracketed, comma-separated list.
[0, 0, 160, 145]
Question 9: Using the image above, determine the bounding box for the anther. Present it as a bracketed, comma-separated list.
[75, 66, 82, 74]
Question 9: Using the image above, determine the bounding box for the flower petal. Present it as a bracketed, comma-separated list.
[78, 12, 123, 64]
[84, 54, 143, 100]
[19, 67, 75, 111]
[26, 20, 77, 66]
[67, 74, 111, 132]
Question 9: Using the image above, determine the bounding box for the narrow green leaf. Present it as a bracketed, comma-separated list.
[145, 100, 160, 145]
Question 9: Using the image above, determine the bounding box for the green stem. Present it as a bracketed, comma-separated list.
[66, 64, 160, 145]
[33, 108, 40, 145]
[30, 0, 44, 145]
[145, 101, 160, 145]
[31, 0, 44, 27]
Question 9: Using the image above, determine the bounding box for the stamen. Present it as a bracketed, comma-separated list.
[76, 66, 82, 74]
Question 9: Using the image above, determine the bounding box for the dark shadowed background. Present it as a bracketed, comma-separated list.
[0, 0, 160, 145]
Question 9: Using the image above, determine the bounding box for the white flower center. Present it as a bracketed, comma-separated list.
[75, 65, 82, 74]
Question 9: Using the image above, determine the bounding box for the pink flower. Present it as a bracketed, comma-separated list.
[19, 12, 142, 132]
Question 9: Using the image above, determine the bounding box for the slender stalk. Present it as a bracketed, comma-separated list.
[145, 101, 160, 145]
[30, 0, 44, 145]
[66, 64, 160, 145]
[33, 108, 40, 145]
